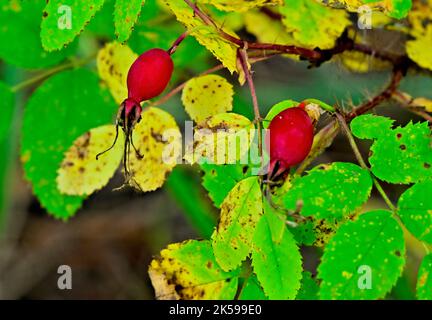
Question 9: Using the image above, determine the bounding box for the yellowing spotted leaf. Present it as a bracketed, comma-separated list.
[128, 107, 182, 192]
[406, 26, 432, 71]
[164, 0, 239, 73]
[97, 42, 138, 104]
[57, 125, 123, 196]
[181, 75, 234, 124]
[198, 0, 282, 12]
[280, 0, 351, 50]
[57, 107, 181, 195]
[149, 240, 240, 300]
[184, 113, 255, 164]
[244, 11, 300, 60]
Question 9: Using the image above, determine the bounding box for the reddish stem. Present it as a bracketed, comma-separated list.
[238, 47, 263, 157]
[346, 67, 405, 121]
[167, 31, 189, 55]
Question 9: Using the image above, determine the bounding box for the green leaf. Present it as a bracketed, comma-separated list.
[113, 0, 145, 42]
[291, 216, 349, 247]
[350, 114, 394, 139]
[351, 114, 432, 184]
[383, 0, 413, 19]
[283, 162, 373, 220]
[86, 0, 116, 39]
[21, 69, 117, 219]
[280, 0, 351, 50]
[397, 179, 432, 244]
[0, 0, 73, 68]
[252, 215, 302, 299]
[0, 82, 14, 230]
[238, 274, 268, 300]
[417, 254, 432, 300]
[262, 199, 286, 243]
[290, 219, 317, 246]
[297, 271, 319, 300]
[318, 210, 406, 299]
[41, 0, 105, 51]
[149, 240, 239, 300]
[201, 163, 252, 208]
[212, 176, 263, 271]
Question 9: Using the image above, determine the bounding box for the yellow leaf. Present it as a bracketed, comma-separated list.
[198, 0, 283, 12]
[244, 11, 300, 60]
[184, 113, 255, 164]
[128, 107, 182, 192]
[335, 29, 392, 73]
[317, 0, 364, 11]
[280, 0, 351, 50]
[394, 91, 432, 113]
[406, 25, 432, 71]
[181, 75, 234, 124]
[413, 97, 432, 113]
[337, 50, 392, 73]
[149, 240, 239, 300]
[163, 0, 239, 73]
[57, 125, 123, 196]
[408, 0, 432, 37]
[97, 42, 138, 104]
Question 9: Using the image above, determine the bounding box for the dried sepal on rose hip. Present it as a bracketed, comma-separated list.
[266, 103, 315, 178]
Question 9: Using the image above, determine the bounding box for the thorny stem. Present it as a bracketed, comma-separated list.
[346, 67, 405, 121]
[183, 0, 215, 27]
[238, 46, 263, 158]
[183, 0, 409, 67]
[392, 91, 432, 123]
[336, 112, 397, 212]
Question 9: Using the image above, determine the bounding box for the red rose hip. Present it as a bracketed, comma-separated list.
[127, 48, 174, 103]
[267, 106, 314, 177]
